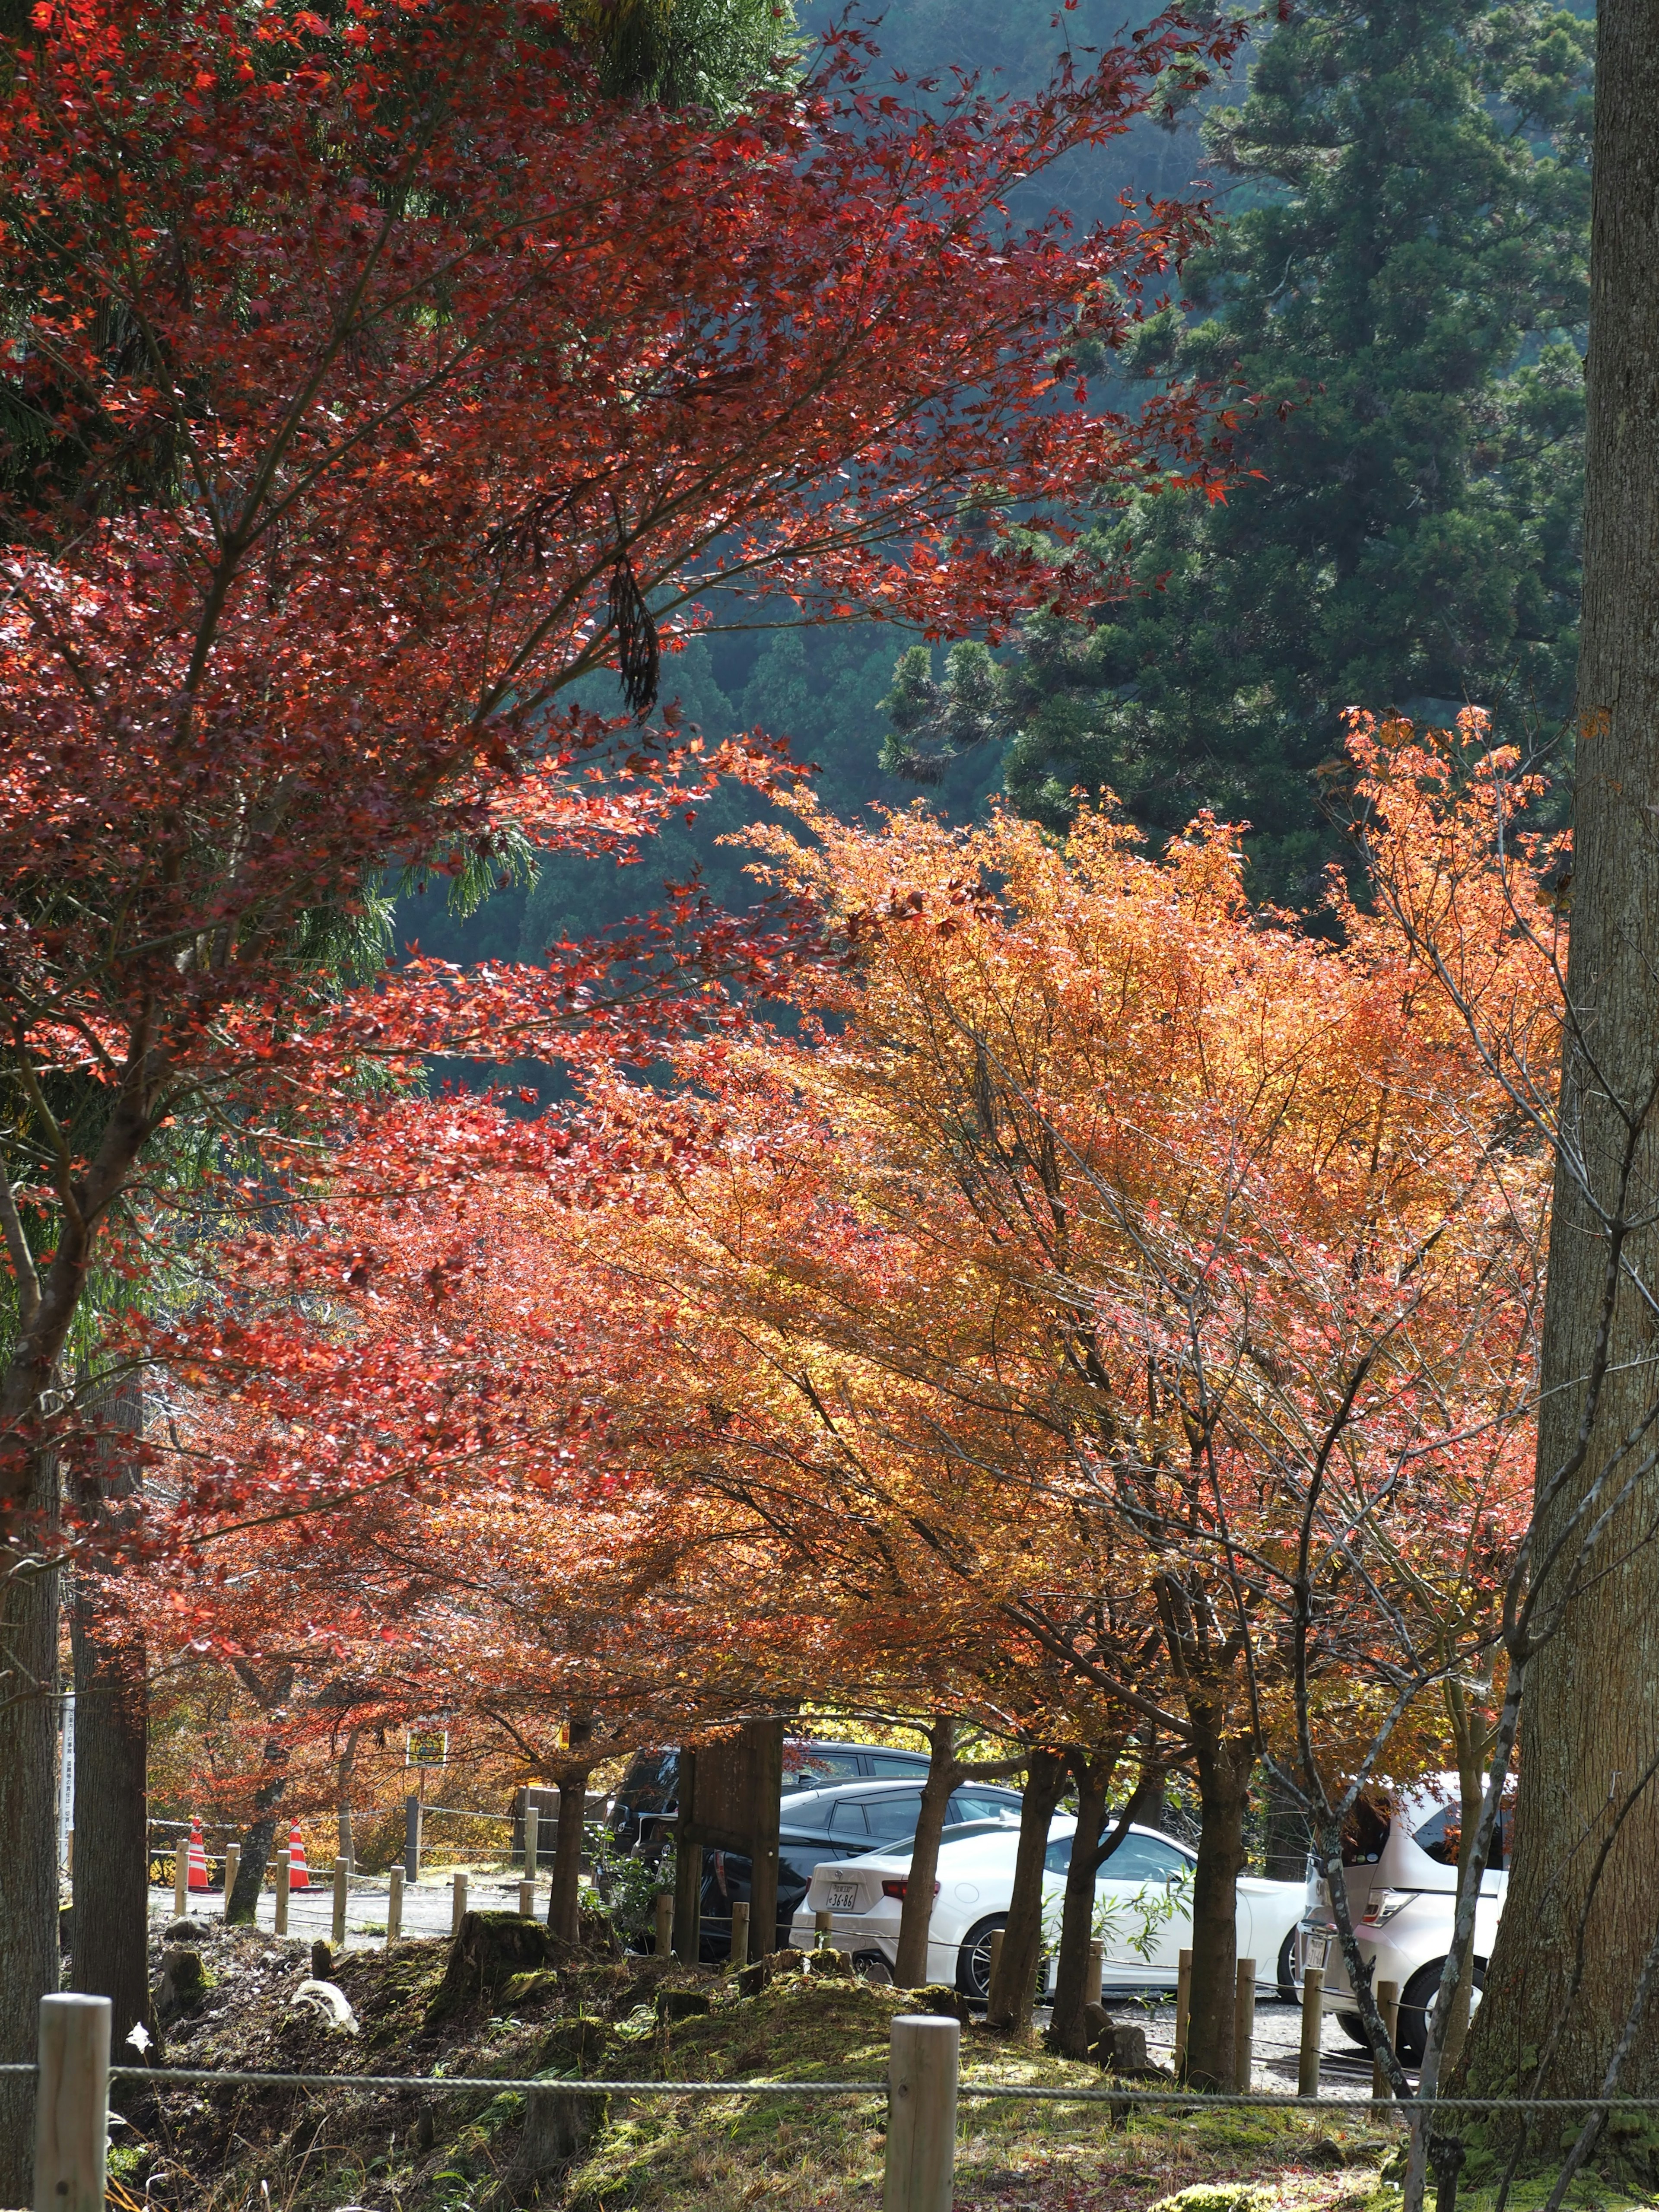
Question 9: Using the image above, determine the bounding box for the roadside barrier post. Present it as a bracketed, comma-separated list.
[884, 2012, 959, 2212]
[1085, 1939, 1103, 2006]
[1174, 1948, 1193, 2077]
[519, 1878, 536, 1918]
[524, 1803, 539, 1880]
[388, 1865, 404, 1943]
[1373, 1980, 1401, 2102]
[815, 1908, 833, 1949]
[1298, 1966, 1324, 2096]
[731, 1899, 750, 1969]
[274, 1850, 291, 1937]
[173, 1845, 188, 1921]
[1233, 1957, 1257, 2093]
[451, 1870, 468, 1934]
[223, 1842, 240, 1913]
[654, 1890, 674, 1958]
[404, 1793, 421, 1885]
[333, 1857, 350, 1945]
[32, 1992, 110, 2212]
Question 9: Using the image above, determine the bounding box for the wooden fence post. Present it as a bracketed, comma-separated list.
[223, 1842, 240, 1912]
[332, 1856, 349, 1945]
[1233, 1957, 1257, 2093]
[1298, 1966, 1323, 2096]
[518, 1878, 536, 1918]
[451, 1869, 468, 1935]
[32, 1993, 110, 2212]
[173, 1844, 188, 1921]
[1174, 1948, 1193, 2078]
[388, 1864, 404, 1944]
[731, 1899, 750, 1969]
[654, 1890, 674, 1958]
[814, 1908, 833, 1948]
[1085, 1939, 1103, 2006]
[274, 1850, 291, 1937]
[1373, 1980, 1400, 2102]
[524, 1803, 539, 1880]
[986, 1928, 1004, 2006]
[884, 2013, 959, 2212]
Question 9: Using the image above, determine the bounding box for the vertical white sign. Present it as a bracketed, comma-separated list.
[58, 1691, 75, 1869]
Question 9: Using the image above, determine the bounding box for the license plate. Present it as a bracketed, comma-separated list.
[1307, 1930, 1330, 1971]
[825, 1885, 859, 1911]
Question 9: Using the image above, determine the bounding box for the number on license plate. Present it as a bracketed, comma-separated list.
[826, 1885, 859, 1911]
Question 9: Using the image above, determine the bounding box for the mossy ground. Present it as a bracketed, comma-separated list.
[109, 1923, 1624, 2212]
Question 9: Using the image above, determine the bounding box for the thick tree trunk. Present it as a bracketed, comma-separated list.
[71, 1618, 149, 2050]
[229, 1738, 289, 1923]
[1465, 0, 1659, 2123]
[70, 1375, 150, 2056]
[1184, 1727, 1251, 2090]
[0, 1457, 62, 2202]
[1260, 1766, 1309, 1883]
[1047, 1753, 1112, 2057]
[547, 1722, 594, 1946]
[987, 1748, 1066, 2031]
[896, 1718, 960, 1987]
[336, 1725, 362, 1866]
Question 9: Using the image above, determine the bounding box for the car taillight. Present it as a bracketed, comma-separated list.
[881, 1879, 941, 1901]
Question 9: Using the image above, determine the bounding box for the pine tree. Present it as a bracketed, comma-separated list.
[899, 0, 1593, 900]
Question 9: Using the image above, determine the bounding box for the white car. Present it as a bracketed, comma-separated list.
[1293, 1775, 1511, 2063]
[791, 1816, 1307, 2002]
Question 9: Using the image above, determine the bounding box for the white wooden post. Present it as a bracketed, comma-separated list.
[654, 1890, 674, 1957]
[884, 2013, 959, 2212]
[524, 1802, 539, 1880]
[388, 1864, 404, 1943]
[1233, 1957, 1257, 2093]
[1373, 1980, 1400, 2101]
[172, 1844, 188, 1921]
[1174, 1947, 1193, 2077]
[33, 1993, 110, 2212]
[274, 1850, 291, 1936]
[332, 1856, 349, 1945]
[814, 1907, 833, 1948]
[452, 1869, 469, 1934]
[518, 1878, 536, 1918]
[730, 1899, 750, 1969]
[1298, 1966, 1324, 2095]
[223, 1842, 240, 1914]
[1085, 1938, 1103, 2005]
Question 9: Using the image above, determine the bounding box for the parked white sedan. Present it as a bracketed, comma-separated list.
[791, 1817, 1307, 2001]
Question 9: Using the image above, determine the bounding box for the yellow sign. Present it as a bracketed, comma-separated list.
[407, 1729, 448, 1767]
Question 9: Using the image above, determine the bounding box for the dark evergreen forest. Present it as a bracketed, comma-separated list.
[407, 0, 1592, 976]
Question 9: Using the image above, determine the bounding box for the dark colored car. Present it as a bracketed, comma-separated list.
[607, 1737, 934, 1857]
[701, 1775, 1024, 1960]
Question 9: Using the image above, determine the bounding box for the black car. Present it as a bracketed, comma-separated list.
[701, 1775, 1023, 1960]
[607, 1737, 934, 1857]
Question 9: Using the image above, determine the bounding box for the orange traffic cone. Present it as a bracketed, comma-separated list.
[187, 1817, 208, 1892]
[286, 1820, 309, 1889]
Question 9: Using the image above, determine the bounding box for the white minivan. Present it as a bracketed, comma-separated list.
[1293, 1775, 1512, 2064]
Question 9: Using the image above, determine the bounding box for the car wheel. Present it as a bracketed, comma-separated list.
[1337, 2009, 1368, 2047]
[1276, 1930, 1297, 2004]
[957, 1913, 1007, 2003]
[1395, 1960, 1485, 2068]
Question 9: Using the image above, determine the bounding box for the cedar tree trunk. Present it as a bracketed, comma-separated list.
[0, 1456, 61, 2202]
[70, 1376, 149, 2054]
[1465, 0, 1659, 2123]
[227, 1664, 296, 1923]
[547, 1720, 594, 1945]
[987, 1748, 1066, 2031]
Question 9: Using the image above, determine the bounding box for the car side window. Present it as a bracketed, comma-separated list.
[787, 1751, 864, 1792]
[864, 1793, 922, 1840]
[828, 1802, 871, 1837]
[950, 1791, 1019, 1824]
[1100, 1834, 1189, 1882]
[863, 1753, 932, 1778]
